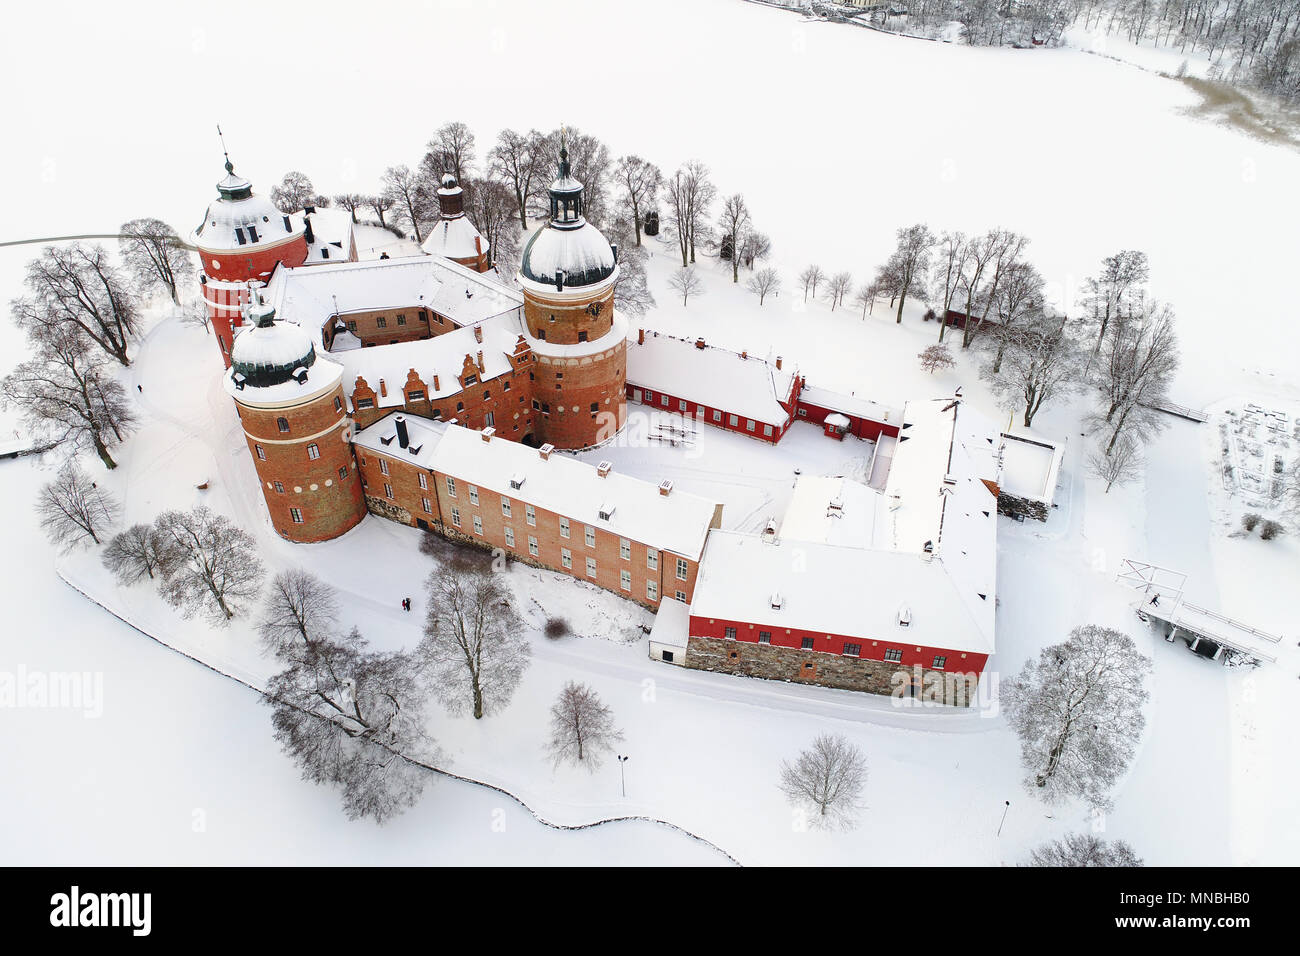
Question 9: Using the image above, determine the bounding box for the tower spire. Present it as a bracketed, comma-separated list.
[217, 124, 233, 175]
[558, 125, 569, 178]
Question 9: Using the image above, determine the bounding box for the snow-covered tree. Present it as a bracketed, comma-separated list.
[15, 243, 139, 366]
[332, 194, 366, 223]
[854, 279, 882, 318]
[668, 267, 704, 307]
[825, 271, 853, 311]
[747, 267, 781, 305]
[1092, 296, 1179, 456]
[1087, 434, 1143, 493]
[918, 343, 956, 375]
[779, 733, 867, 830]
[980, 260, 1045, 375]
[931, 230, 968, 343]
[614, 154, 663, 246]
[270, 171, 327, 213]
[118, 218, 194, 305]
[154, 507, 264, 624]
[420, 559, 530, 720]
[547, 680, 623, 771]
[717, 193, 752, 283]
[1082, 249, 1149, 362]
[464, 176, 521, 275]
[367, 194, 394, 227]
[36, 461, 118, 550]
[264, 627, 439, 823]
[425, 121, 477, 183]
[258, 568, 340, 660]
[887, 223, 935, 324]
[607, 220, 656, 316]
[490, 128, 548, 232]
[984, 314, 1081, 428]
[664, 160, 715, 267]
[102, 522, 180, 584]
[1028, 832, 1143, 867]
[799, 264, 825, 302]
[1002, 625, 1151, 810]
[381, 165, 432, 243]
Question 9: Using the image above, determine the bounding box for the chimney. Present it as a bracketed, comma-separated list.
[476, 350, 484, 371]
[539, 443, 555, 461]
[638, 328, 645, 346]
[481, 426, 496, 442]
[695, 337, 706, 350]
[556, 270, 565, 293]
[659, 479, 673, 497]
[395, 415, 409, 449]
[379, 378, 387, 398]
[474, 235, 482, 259]
[432, 374, 440, 391]
[596, 461, 613, 478]
[303, 217, 315, 244]
[741, 350, 748, 360]
[474, 325, 483, 343]
[776, 356, 783, 370]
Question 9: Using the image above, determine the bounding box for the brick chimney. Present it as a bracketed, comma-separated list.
[659, 479, 673, 497]
[539, 443, 555, 461]
[481, 426, 496, 442]
[638, 328, 645, 345]
[432, 373, 440, 391]
[476, 350, 484, 371]
[776, 356, 783, 370]
[596, 461, 613, 478]
[379, 378, 387, 398]
[474, 325, 483, 344]
[395, 415, 409, 449]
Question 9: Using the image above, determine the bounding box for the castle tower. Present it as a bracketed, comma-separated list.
[192, 156, 309, 367]
[223, 295, 365, 543]
[420, 173, 491, 273]
[516, 142, 627, 450]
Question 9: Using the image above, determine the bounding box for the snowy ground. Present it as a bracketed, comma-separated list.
[3, 0, 1298, 865]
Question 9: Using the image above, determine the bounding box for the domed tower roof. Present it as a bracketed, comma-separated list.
[192, 157, 304, 253]
[519, 140, 617, 292]
[229, 296, 318, 389]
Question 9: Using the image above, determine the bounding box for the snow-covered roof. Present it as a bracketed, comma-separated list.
[353, 411, 448, 470]
[224, 322, 344, 406]
[263, 254, 522, 331]
[998, 433, 1063, 503]
[689, 531, 994, 656]
[779, 475, 890, 549]
[192, 186, 301, 252]
[422, 422, 722, 560]
[648, 597, 691, 649]
[296, 207, 355, 265]
[627, 332, 797, 426]
[422, 214, 489, 261]
[798, 383, 902, 426]
[519, 221, 617, 291]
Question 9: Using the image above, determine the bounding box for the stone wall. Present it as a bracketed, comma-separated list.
[997, 492, 1049, 522]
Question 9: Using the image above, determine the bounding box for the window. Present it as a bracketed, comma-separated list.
[457, 402, 465, 412]
[418, 473, 427, 490]
[396, 314, 406, 325]
[620, 569, 631, 591]
[578, 330, 588, 342]
[528, 535, 539, 556]
[379, 459, 389, 476]
[273, 481, 285, 494]
[801, 637, 815, 650]
[504, 526, 515, 547]
[728, 414, 738, 427]
[561, 547, 572, 569]
[290, 508, 303, 523]
[450, 506, 461, 527]
[376, 316, 387, 329]
[537, 329, 545, 340]
[525, 504, 536, 526]
[469, 485, 479, 506]
[503, 381, 511, 392]
[356, 397, 374, 409]
[501, 497, 512, 517]
[675, 591, 687, 603]
[620, 538, 631, 561]
[932, 656, 947, 669]
[586, 557, 597, 579]
[764, 424, 773, 437]
[247, 225, 258, 242]
[307, 443, 320, 460]
[255, 444, 266, 461]
[712, 410, 722, 422]
[660, 395, 668, 407]
[679, 400, 687, 412]
[446, 476, 457, 497]
[676, 557, 688, 581]
[347, 320, 358, 332]
[647, 549, 658, 571]
[472, 515, 483, 535]
[338, 465, 349, 480]
[584, 525, 596, 548]
[463, 373, 478, 386]
[590, 402, 598, 416]
[334, 396, 343, 412]
[759, 631, 772, 644]
[662, 650, 674, 663]
[746, 420, 755, 432]
[384, 483, 393, 499]
[407, 389, 425, 401]
[724, 627, 737, 640]
[559, 517, 570, 538]
[843, 643, 862, 657]
[647, 581, 659, 601]
[484, 411, 495, 427]
[644, 390, 654, 402]
[277, 416, 289, 433]
[419, 310, 428, 322]
[422, 497, 432, 514]
[884, 648, 903, 662]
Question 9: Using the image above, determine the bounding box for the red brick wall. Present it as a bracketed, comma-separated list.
[236, 384, 365, 542]
[523, 286, 615, 344]
[534, 340, 627, 449]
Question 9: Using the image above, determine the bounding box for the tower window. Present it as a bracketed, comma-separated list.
[578, 331, 588, 342]
[290, 508, 303, 524]
[255, 444, 266, 461]
[334, 396, 343, 412]
[277, 417, 289, 433]
[307, 443, 320, 460]
[247, 225, 258, 242]
[537, 329, 546, 340]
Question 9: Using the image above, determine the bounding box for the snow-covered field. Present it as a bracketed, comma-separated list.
[2, 0, 1298, 865]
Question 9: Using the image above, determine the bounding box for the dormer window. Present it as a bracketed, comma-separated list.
[897, 606, 912, 628]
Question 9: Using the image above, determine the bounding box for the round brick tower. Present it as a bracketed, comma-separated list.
[224, 296, 365, 543]
[192, 156, 309, 368]
[420, 173, 491, 273]
[517, 143, 627, 450]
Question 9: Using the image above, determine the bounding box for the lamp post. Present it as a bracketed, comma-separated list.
[617, 755, 629, 798]
[997, 800, 1010, 837]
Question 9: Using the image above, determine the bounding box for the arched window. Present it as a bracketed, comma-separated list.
[277, 416, 289, 433]
[306, 443, 320, 460]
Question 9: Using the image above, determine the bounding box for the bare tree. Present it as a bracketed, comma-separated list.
[984, 314, 1081, 428]
[1003, 625, 1150, 810]
[180, 297, 211, 335]
[854, 279, 882, 318]
[1087, 434, 1143, 493]
[36, 462, 118, 550]
[888, 223, 935, 324]
[664, 161, 715, 267]
[968, 228, 1028, 342]
[779, 733, 868, 829]
[118, 218, 194, 305]
[270, 171, 327, 213]
[258, 569, 340, 660]
[16, 243, 139, 366]
[332, 194, 367, 223]
[463, 176, 521, 273]
[738, 230, 771, 270]
[799, 264, 826, 302]
[1083, 249, 1149, 362]
[747, 267, 781, 305]
[1, 322, 136, 469]
[614, 155, 663, 246]
[154, 507, 264, 624]
[1028, 833, 1143, 867]
[420, 559, 530, 720]
[367, 194, 395, 227]
[1093, 297, 1179, 456]
[264, 627, 439, 823]
[825, 271, 853, 311]
[381, 165, 432, 243]
[668, 266, 704, 307]
[547, 680, 623, 770]
[918, 343, 957, 375]
[607, 220, 656, 316]
[426, 121, 476, 184]
[716, 193, 752, 283]
[981, 261, 1045, 375]
[102, 522, 180, 584]
[490, 128, 548, 231]
[931, 230, 968, 342]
